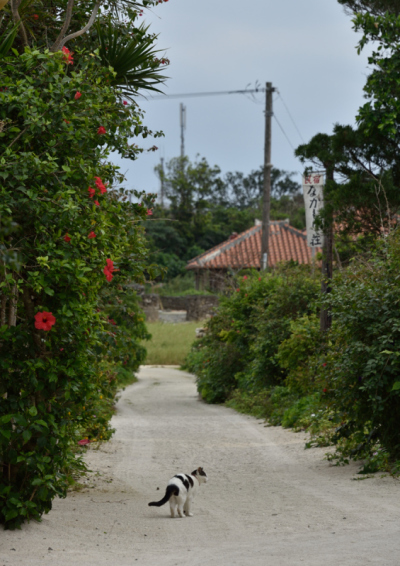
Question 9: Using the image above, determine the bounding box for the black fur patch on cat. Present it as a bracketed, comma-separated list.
[192, 467, 207, 477]
[185, 474, 194, 487]
[174, 474, 189, 490]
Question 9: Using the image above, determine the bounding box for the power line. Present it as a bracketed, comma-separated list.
[273, 114, 295, 152]
[147, 87, 266, 100]
[276, 91, 305, 143]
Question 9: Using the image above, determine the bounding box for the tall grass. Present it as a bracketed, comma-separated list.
[144, 321, 205, 365]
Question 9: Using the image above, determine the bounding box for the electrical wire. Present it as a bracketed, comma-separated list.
[273, 113, 296, 152]
[147, 87, 265, 100]
[276, 91, 305, 143]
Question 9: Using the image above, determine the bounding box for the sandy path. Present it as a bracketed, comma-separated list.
[2, 366, 400, 565]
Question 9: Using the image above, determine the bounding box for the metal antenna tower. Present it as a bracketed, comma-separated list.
[180, 103, 186, 158]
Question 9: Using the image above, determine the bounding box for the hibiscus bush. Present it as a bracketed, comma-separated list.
[0, 47, 161, 528]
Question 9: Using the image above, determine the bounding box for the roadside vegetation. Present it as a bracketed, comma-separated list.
[0, 0, 167, 529]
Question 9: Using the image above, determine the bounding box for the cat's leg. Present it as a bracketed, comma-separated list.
[176, 495, 185, 518]
[170, 496, 177, 518]
[184, 496, 194, 517]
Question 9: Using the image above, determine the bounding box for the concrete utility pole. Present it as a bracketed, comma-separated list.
[261, 82, 275, 270]
[180, 103, 186, 158]
[320, 167, 334, 332]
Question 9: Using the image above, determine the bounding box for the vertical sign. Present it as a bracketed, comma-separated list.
[302, 173, 325, 247]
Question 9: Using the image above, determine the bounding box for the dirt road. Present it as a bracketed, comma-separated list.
[2, 366, 400, 565]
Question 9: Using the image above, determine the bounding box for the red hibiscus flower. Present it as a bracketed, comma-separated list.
[147, 209, 153, 216]
[95, 177, 107, 194]
[64, 233, 71, 242]
[243, 275, 248, 280]
[63, 119, 70, 124]
[77, 439, 90, 446]
[97, 126, 106, 135]
[104, 259, 115, 282]
[33, 14, 39, 19]
[123, 100, 128, 106]
[74, 91, 82, 100]
[62, 46, 74, 65]
[94, 200, 100, 207]
[34, 311, 56, 331]
[88, 231, 96, 239]
[88, 186, 95, 198]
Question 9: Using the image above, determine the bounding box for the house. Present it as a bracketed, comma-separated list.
[186, 220, 320, 291]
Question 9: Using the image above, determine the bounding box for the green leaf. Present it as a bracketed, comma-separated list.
[22, 430, 32, 444]
[0, 414, 13, 424]
[0, 429, 11, 440]
[28, 406, 38, 417]
[5, 509, 19, 521]
[392, 382, 400, 391]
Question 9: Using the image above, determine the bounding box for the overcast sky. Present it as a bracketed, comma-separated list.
[112, 0, 372, 196]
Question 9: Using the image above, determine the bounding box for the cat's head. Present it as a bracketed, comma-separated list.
[192, 467, 208, 483]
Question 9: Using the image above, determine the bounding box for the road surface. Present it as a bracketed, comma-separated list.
[2, 366, 400, 565]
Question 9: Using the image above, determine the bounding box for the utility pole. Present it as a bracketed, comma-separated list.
[159, 157, 165, 208]
[180, 103, 186, 158]
[320, 167, 334, 332]
[261, 82, 275, 270]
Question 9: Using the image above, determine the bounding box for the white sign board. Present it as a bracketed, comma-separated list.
[302, 173, 325, 248]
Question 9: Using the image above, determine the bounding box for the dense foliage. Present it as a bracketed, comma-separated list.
[322, 233, 400, 463]
[184, 266, 319, 403]
[338, 0, 400, 16]
[0, 0, 167, 529]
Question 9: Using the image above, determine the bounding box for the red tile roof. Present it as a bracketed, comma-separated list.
[186, 221, 320, 270]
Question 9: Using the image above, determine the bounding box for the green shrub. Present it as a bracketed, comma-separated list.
[277, 314, 323, 394]
[185, 266, 319, 403]
[323, 231, 400, 461]
[244, 268, 319, 389]
[226, 387, 324, 431]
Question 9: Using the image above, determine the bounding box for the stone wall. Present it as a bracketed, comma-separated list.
[135, 290, 220, 322]
[159, 295, 219, 321]
[185, 295, 219, 321]
[159, 296, 188, 311]
[141, 294, 161, 323]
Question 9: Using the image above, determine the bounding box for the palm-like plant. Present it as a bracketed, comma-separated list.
[96, 21, 168, 98]
[0, 18, 20, 56]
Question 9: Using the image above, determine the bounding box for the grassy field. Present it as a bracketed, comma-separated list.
[144, 321, 205, 366]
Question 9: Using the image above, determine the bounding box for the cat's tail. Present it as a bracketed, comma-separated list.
[148, 484, 179, 507]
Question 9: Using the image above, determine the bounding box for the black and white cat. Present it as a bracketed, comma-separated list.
[148, 467, 208, 518]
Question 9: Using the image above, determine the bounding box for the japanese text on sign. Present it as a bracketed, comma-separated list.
[302, 173, 324, 248]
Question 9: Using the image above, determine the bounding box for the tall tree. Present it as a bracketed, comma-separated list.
[338, 0, 400, 15]
[296, 10, 400, 241]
